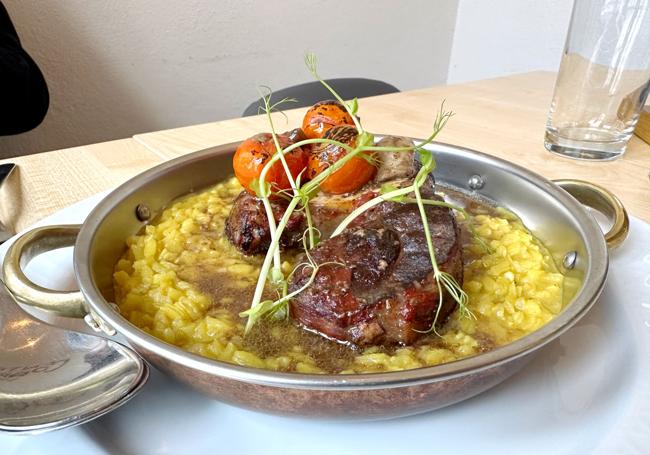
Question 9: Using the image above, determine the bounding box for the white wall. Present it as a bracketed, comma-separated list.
[0, 0, 458, 158]
[447, 0, 574, 83]
[1, 1, 578, 158]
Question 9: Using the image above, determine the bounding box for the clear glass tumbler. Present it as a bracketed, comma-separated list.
[545, 0, 650, 160]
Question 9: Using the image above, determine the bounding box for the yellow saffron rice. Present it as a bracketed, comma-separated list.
[113, 177, 565, 374]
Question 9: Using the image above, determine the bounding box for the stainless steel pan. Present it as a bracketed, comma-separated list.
[2, 141, 628, 419]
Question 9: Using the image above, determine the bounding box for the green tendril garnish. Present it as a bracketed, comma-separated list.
[242, 53, 481, 335]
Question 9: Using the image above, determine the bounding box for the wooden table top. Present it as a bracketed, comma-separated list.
[1, 71, 649, 233]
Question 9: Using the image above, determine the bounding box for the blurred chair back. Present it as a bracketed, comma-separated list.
[242, 78, 399, 117]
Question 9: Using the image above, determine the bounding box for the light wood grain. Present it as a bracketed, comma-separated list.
[0, 139, 163, 232]
[1, 72, 648, 232]
[635, 106, 650, 145]
[135, 71, 650, 223]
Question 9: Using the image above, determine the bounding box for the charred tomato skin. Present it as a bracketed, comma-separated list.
[302, 100, 355, 139]
[233, 133, 308, 194]
[308, 125, 376, 194]
[284, 127, 307, 144]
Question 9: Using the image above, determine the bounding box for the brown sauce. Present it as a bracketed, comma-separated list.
[176, 187, 500, 372]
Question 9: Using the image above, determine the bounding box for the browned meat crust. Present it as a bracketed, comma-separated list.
[225, 136, 418, 256]
[224, 192, 305, 255]
[289, 192, 462, 347]
[224, 136, 462, 346]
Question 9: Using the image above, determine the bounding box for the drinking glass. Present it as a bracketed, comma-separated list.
[545, 0, 650, 160]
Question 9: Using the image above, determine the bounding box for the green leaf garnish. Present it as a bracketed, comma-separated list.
[249, 177, 271, 198]
[347, 97, 359, 115]
[380, 182, 398, 193]
[242, 55, 470, 337]
[380, 183, 406, 202]
[240, 299, 277, 328]
[356, 131, 374, 148]
[269, 266, 285, 287]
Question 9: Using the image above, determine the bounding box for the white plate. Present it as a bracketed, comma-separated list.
[0, 192, 649, 455]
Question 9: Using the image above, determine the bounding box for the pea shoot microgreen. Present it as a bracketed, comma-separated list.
[242, 53, 482, 334]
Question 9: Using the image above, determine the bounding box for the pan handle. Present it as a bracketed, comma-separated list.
[2, 225, 87, 317]
[553, 179, 629, 249]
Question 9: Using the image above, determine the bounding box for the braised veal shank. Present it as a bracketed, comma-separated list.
[224, 136, 463, 346]
[289, 188, 462, 346]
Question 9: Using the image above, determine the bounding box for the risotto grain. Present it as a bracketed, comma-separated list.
[113, 177, 565, 373]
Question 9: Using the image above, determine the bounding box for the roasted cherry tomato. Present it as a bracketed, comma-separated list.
[308, 126, 376, 194]
[302, 100, 355, 139]
[284, 127, 307, 144]
[233, 133, 308, 195]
